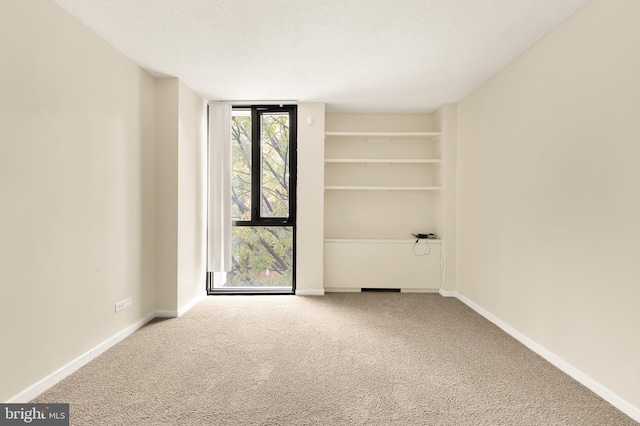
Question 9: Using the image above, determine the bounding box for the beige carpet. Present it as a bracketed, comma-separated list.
[33, 293, 636, 425]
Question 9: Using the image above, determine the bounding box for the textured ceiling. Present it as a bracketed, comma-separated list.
[52, 0, 589, 113]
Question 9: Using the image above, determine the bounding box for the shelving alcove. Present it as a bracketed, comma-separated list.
[323, 124, 443, 292]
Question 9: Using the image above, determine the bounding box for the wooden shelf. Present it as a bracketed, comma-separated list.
[325, 131, 441, 137]
[324, 185, 441, 191]
[325, 158, 442, 164]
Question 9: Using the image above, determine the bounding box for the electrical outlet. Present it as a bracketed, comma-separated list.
[115, 297, 132, 313]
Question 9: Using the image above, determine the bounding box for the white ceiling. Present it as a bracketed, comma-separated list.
[52, 0, 589, 113]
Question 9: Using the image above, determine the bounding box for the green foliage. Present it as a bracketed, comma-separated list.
[228, 227, 293, 287]
[260, 114, 290, 217]
[231, 115, 252, 220]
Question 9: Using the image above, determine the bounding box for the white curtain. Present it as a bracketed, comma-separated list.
[207, 103, 232, 273]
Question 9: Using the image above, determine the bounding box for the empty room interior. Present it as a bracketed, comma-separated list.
[1, 0, 639, 424]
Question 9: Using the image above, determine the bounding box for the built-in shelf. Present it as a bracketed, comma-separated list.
[325, 158, 442, 164]
[325, 238, 442, 244]
[325, 131, 442, 137]
[323, 114, 444, 291]
[324, 185, 441, 191]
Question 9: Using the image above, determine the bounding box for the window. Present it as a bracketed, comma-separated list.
[209, 105, 297, 293]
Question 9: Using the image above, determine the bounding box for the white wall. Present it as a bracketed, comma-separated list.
[177, 81, 207, 308]
[457, 0, 640, 416]
[0, 0, 207, 402]
[0, 0, 156, 402]
[296, 103, 325, 294]
[155, 78, 207, 311]
[434, 104, 458, 292]
[155, 78, 179, 311]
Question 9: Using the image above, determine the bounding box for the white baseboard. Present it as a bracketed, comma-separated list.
[323, 287, 360, 293]
[7, 292, 208, 403]
[177, 291, 207, 316]
[7, 311, 157, 403]
[401, 288, 439, 293]
[153, 291, 207, 319]
[152, 310, 179, 318]
[295, 289, 325, 296]
[438, 288, 459, 298]
[448, 291, 640, 423]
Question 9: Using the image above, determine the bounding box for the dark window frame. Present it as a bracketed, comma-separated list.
[207, 104, 297, 295]
[233, 105, 297, 227]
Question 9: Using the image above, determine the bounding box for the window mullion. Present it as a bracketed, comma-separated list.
[251, 107, 261, 223]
